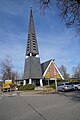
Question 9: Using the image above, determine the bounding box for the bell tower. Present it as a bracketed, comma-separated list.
[23, 8, 43, 86]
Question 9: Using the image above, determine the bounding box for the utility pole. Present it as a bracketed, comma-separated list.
[54, 73, 57, 92]
[48, 78, 49, 86]
[55, 78, 57, 92]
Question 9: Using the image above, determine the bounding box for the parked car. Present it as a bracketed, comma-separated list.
[72, 82, 80, 91]
[57, 82, 74, 92]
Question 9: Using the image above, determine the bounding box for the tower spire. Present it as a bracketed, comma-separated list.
[26, 8, 39, 56]
[24, 8, 42, 82]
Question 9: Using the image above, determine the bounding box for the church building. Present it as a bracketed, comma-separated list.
[23, 8, 64, 86]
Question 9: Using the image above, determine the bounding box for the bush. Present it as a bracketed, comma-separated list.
[51, 83, 56, 89]
[18, 84, 36, 91]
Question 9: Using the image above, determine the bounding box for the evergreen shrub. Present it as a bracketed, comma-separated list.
[19, 84, 36, 91]
[51, 83, 56, 89]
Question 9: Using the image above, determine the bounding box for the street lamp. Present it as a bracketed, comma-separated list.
[54, 73, 57, 92]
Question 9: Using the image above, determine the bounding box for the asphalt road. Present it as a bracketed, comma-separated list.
[0, 92, 80, 120]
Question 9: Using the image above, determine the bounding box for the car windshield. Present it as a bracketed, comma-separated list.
[65, 83, 72, 85]
[73, 82, 80, 84]
[58, 83, 64, 86]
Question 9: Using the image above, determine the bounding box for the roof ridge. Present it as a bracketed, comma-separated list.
[41, 59, 55, 64]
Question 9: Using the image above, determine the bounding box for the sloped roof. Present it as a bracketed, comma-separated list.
[41, 59, 64, 80]
[41, 59, 54, 75]
[24, 56, 42, 79]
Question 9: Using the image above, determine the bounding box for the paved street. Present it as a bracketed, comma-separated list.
[0, 92, 80, 120]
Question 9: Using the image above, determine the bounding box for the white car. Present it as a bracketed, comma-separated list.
[57, 82, 74, 92]
[72, 82, 80, 91]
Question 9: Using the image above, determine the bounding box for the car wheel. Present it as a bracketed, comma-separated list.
[62, 88, 65, 92]
[75, 87, 78, 91]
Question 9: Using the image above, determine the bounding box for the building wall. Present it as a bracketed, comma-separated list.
[44, 61, 61, 80]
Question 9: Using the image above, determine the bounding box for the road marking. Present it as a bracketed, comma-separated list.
[20, 94, 45, 96]
[21, 96, 48, 120]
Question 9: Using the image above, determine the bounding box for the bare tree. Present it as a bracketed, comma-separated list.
[12, 71, 23, 80]
[57, 0, 80, 35]
[0, 56, 13, 82]
[39, 0, 80, 35]
[72, 64, 80, 79]
[59, 65, 70, 80]
[39, 0, 52, 10]
[0, 56, 24, 84]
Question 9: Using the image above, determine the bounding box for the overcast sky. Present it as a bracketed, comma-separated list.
[0, 0, 80, 75]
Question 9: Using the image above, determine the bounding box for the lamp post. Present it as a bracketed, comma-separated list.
[48, 78, 49, 86]
[0, 85, 1, 99]
[54, 73, 57, 92]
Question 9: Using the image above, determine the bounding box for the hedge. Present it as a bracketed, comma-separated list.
[18, 84, 36, 91]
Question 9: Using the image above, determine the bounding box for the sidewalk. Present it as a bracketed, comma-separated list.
[2, 90, 55, 96]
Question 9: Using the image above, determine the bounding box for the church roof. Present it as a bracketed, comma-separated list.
[41, 59, 54, 75]
[26, 8, 39, 56]
[41, 59, 64, 80]
[24, 56, 42, 79]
